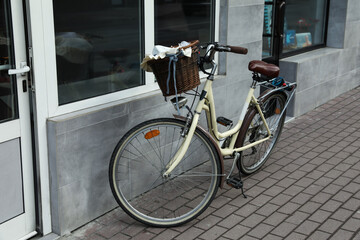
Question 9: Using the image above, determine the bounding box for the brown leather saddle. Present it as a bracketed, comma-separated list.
[248, 60, 280, 79]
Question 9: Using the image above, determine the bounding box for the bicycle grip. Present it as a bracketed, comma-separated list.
[227, 46, 248, 55]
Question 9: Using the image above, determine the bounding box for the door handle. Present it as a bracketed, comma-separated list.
[8, 62, 30, 76]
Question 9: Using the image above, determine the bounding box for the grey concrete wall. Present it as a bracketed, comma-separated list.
[47, 0, 360, 235]
[279, 0, 360, 117]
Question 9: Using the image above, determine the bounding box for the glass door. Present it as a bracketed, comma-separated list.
[0, 0, 36, 239]
[262, 0, 328, 65]
[262, 0, 286, 65]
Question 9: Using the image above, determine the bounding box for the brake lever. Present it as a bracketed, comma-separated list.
[198, 58, 213, 75]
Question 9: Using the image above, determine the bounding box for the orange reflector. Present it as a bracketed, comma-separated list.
[275, 108, 281, 114]
[145, 130, 160, 139]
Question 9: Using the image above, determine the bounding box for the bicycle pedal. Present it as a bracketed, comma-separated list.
[217, 116, 233, 127]
[226, 177, 243, 189]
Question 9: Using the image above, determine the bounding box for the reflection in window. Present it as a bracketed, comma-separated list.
[263, 2, 273, 58]
[155, 0, 214, 46]
[283, 0, 327, 54]
[53, 0, 143, 105]
[0, 0, 17, 123]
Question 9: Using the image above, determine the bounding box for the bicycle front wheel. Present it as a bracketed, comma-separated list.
[109, 118, 221, 227]
[237, 93, 286, 175]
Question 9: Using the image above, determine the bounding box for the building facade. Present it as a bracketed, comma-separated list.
[0, 0, 359, 239]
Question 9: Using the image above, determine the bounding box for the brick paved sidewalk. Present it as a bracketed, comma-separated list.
[60, 87, 360, 240]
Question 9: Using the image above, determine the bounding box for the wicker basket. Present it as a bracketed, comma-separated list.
[148, 43, 200, 97]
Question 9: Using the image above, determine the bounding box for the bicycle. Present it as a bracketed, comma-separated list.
[109, 42, 297, 227]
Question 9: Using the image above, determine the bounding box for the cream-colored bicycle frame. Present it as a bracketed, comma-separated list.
[163, 78, 272, 177]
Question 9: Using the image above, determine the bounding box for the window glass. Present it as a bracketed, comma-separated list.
[263, 2, 273, 58]
[53, 0, 143, 105]
[0, 0, 17, 123]
[282, 0, 327, 54]
[154, 0, 214, 46]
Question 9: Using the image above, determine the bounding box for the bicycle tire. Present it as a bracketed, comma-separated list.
[109, 118, 221, 227]
[236, 92, 286, 175]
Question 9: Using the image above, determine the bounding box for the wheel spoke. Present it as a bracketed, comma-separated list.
[110, 119, 219, 227]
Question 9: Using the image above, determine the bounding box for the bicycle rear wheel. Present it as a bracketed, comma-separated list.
[109, 118, 221, 227]
[237, 93, 286, 175]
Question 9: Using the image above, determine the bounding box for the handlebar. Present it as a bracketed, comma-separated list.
[199, 42, 248, 76]
[226, 45, 248, 55]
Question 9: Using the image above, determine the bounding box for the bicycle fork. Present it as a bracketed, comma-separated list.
[162, 90, 208, 178]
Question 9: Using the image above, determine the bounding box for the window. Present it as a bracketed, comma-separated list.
[53, 0, 216, 106]
[53, 0, 143, 105]
[0, 0, 17, 123]
[154, 0, 215, 46]
[263, 0, 328, 63]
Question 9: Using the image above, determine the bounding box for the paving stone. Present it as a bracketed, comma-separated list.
[247, 223, 274, 239]
[269, 194, 292, 206]
[320, 200, 343, 212]
[275, 178, 297, 188]
[322, 184, 343, 195]
[250, 194, 273, 207]
[239, 235, 258, 240]
[109, 232, 131, 240]
[263, 186, 285, 197]
[343, 182, 360, 193]
[291, 193, 312, 205]
[342, 170, 360, 179]
[332, 190, 353, 203]
[309, 209, 332, 223]
[299, 201, 322, 214]
[278, 202, 301, 215]
[319, 219, 343, 234]
[255, 203, 280, 217]
[210, 195, 232, 209]
[223, 224, 251, 240]
[306, 170, 325, 180]
[195, 215, 222, 230]
[294, 220, 320, 235]
[341, 218, 360, 232]
[329, 229, 355, 240]
[310, 192, 333, 204]
[263, 234, 283, 240]
[284, 232, 307, 240]
[72, 221, 104, 239]
[85, 234, 107, 240]
[282, 185, 304, 197]
[96, 221, 129, 239]
[303, 184, 323, 195]
[212, 204, 239, 218]
[342, 198, 360, 211]
[152, 229, 179, 240]
[330, 208, 354, 222]
[307, 231, 331, 240]
[240, 213, 266, 228]
[263, 212, 288, 226]
[285, 211, 310, 225]
[217, 214, 243, 229]
[132, 231, 156, 240]
[271, 222, 297, 238]
[314, 177, 334, 187]
[198, 225, 228, 240]
[235, 204, 259, 218]
[174, 227, 204, 240]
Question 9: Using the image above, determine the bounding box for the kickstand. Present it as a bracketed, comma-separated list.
[238, 172, 247, 199]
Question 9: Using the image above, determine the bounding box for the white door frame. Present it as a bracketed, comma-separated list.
[0, 0, 36, 239]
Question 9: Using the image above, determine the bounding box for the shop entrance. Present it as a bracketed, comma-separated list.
[0, 0, 36, 239]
